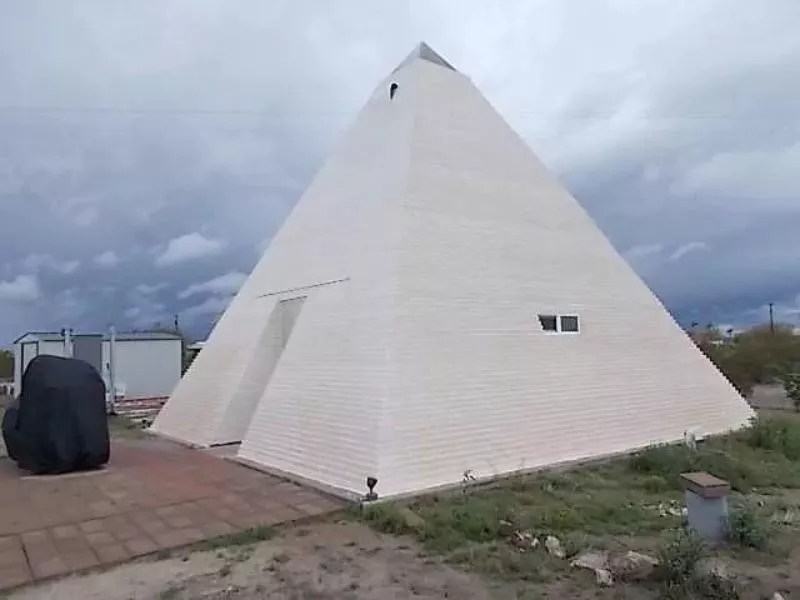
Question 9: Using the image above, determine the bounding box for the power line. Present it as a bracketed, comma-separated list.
[0, 104, 793, 122]
[0, 105, 329, 117]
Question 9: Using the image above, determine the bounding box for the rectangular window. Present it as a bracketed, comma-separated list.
[560, 315, 579, 333]
[538, 314, 580, 334]
[538, 315, 558, 332]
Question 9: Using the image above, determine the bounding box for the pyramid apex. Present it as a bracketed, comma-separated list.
[393, 41, 457, 74]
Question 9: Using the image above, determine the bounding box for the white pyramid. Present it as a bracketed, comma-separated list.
[152, 43, 754, 499]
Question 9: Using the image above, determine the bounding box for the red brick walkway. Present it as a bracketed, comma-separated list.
[0, 437, 346, 591]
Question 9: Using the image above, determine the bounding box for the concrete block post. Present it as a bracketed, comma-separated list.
[680, 472, 731, 545]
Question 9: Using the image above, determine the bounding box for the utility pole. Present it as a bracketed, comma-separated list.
[769, 302, 775, 335]
[108, 325, 117, 414]
[174, 312, 187, 375]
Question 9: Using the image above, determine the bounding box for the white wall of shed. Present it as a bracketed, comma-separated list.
[101, 339, 182, 399]
[12, 343, 22, 395]
[13, 343, 21, 394]
[13, 338, 65, 394]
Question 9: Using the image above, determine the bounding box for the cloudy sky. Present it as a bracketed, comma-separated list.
[1, 0, 799, 344]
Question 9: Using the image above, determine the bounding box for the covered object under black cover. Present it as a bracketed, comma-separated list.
[2, 354, 109, 474]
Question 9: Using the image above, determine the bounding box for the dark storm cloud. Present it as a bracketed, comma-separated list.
[1, 0, 799, 343]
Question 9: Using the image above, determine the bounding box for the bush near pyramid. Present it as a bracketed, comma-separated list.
[152, 43, 754, 500]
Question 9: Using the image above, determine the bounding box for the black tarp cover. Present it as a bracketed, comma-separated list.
[2, 354, 109, 474]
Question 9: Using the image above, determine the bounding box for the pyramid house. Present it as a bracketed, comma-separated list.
[152, 43, 754, 499]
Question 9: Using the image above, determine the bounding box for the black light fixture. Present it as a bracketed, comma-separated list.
[389, 82, 398, 100]
[365, 476, 378, 501]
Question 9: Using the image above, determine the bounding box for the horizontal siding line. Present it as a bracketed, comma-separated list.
[255, 277, 350, 299]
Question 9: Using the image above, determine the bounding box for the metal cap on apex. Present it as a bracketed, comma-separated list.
[392, 41, 457, 73]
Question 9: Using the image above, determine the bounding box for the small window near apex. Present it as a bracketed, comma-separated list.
[538, 315, 558, 332]
[560, 315, 580, 333]
[538, 314, 580, 334]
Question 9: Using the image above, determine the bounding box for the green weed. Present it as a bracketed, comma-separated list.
[728, 501, 771, 550]
[656, 528, 707, 586]
[201, 525, 275, 550]
[360, 503, 414, 536]
[740, 415, 800, 460]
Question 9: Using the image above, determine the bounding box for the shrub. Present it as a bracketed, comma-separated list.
[741, 415, 800, 460]
[706, 346, 758, 398]
[638, 474, 671, 493]
[656, 528, 707, 588]
[629, 445, 696, 484]
[628, 444, 755, 492]
[692, 322, 800, 398]
[360, 503, 412, 535]
[691, 571, 741, 600]
[727, 501, 771, 550]
[781, 371, 800, 412]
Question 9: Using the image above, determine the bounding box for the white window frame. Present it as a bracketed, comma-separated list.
[538, 314, 581, 335]
[558, 314, 580, 334]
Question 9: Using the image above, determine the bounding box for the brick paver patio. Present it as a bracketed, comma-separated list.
[0, 436, 346, 592]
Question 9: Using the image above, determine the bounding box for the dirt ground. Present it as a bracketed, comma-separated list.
[10, 521, 518, 600]
[12, 516, 800, 600]
[750, 383, 792, 411]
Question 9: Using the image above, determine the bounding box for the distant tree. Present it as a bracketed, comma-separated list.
[0, 349, 12, 379]
[689, 323, 724, 347]
[782, 371, 800, 412]
[736, 324, 800, 381]
[691, 321, 800, 398]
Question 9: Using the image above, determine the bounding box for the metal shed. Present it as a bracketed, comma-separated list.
[12, 330, 183, 403]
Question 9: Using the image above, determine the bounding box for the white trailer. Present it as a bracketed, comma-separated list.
[12, 330, 183, 403]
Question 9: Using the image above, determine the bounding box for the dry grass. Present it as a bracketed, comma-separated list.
[359, 413, 800, 598]
[107, 414, 150, 439]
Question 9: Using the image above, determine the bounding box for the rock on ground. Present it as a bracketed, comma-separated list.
[544, 535, 565, 559]
[609, 551, 659, 582]
[571, 550, 614, 586]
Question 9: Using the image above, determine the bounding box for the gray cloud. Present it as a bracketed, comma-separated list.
[154, 233, 226, 268]
[0, 0, 799, 344]
[0, 274, 41, 303]
[668, 242, 708, 263]
[93, 251, 120, 268]
[20, 254, 81, 275]
[179, 272, 247, 300]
